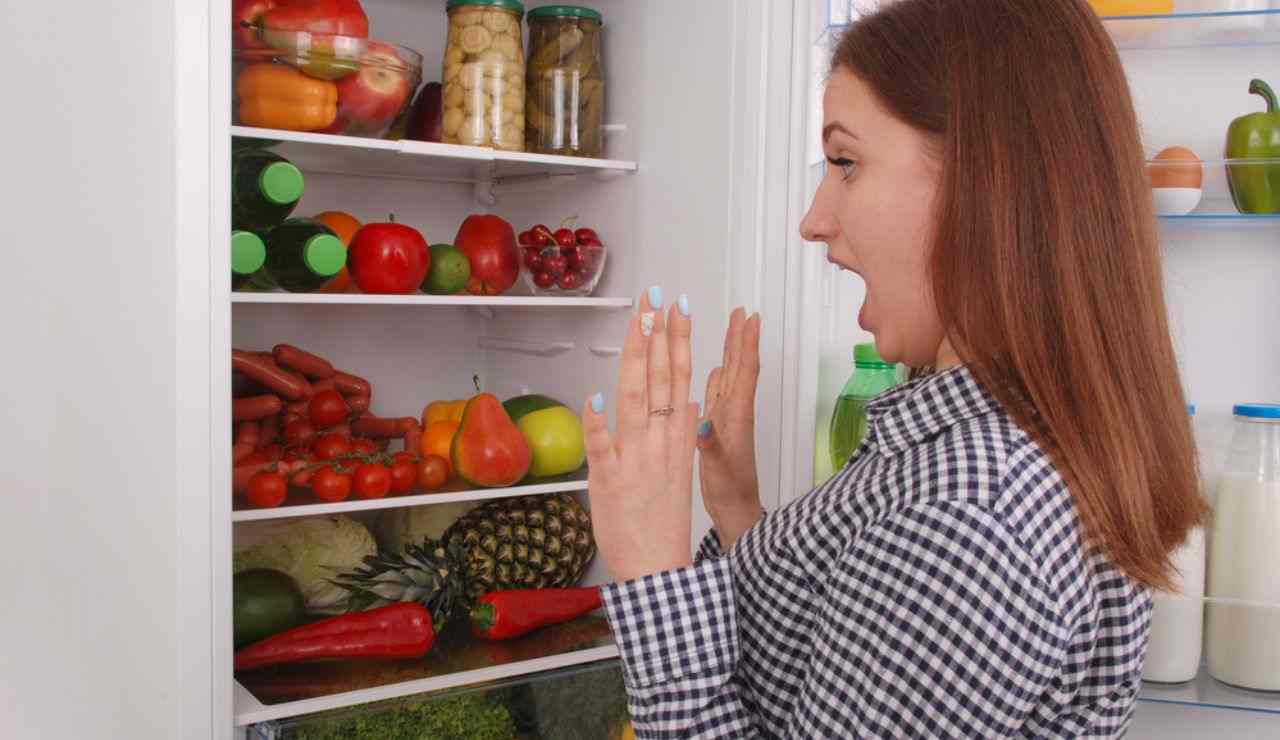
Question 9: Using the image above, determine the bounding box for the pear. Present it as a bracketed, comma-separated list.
[451, 393, 532, 488]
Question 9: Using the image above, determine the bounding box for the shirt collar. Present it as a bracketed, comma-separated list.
[864, 365, 1002, 456]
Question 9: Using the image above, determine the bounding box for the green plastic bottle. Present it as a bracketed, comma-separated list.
[258, 218, 347, 293]
[232, 148, 305, 231]
[829, 343, 899, 471]
[231, 230, 267, 290]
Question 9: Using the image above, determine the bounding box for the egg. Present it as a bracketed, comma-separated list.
[1147, 146, 1203, 189]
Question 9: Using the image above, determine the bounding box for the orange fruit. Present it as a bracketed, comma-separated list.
[419, 420, 461, 477]
[313, 211, 361, 293]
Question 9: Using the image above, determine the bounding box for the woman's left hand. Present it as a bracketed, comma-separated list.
[582, 289, 698, 583]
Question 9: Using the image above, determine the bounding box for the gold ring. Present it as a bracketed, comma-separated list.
[650, 406, 675, 417]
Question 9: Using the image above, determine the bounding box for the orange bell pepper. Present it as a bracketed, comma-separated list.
[422, 399, 467, 428]
[237, 63, 338, 132]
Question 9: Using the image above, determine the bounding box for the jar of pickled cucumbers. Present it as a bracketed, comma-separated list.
[443, 0, 526, 151]
[526, 5, 605, 158]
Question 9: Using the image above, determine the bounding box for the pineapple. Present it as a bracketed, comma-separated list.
[330, 493, 595, 626]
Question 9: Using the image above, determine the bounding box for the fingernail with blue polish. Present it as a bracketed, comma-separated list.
[678, 293, 691, 317]
[590, 392, 604, 414]
[697, 419, 713, 439]
[648, 285, 664, 310]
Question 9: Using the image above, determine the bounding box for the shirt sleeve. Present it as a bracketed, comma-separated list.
[602, 501, 1070, 739]
[695, 530, 724, 562]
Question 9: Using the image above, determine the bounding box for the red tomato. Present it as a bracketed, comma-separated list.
[350, 437, 378, 455]
[246, 471, 288, 508]
[311, 466, 352, 502]
[416, 455, 448, 491]
[389, 460, 416, 494]
[391, 451, 416, 464]
[347, 221, 431, 294]
[283, 419, 317, 447]
[313, 432, 352, 461]
[308, 389, 350, 428]
[353, 463, 392, 499]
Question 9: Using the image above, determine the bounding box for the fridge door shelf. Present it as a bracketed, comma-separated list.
[232, 127, 638, 188]
[233, 614, 617, 726]
[1140, 663, 1280, 716]
[1103, 6, 1280, 50]
[1149, 157, 1280, 220]
[232, 470, 589, 522]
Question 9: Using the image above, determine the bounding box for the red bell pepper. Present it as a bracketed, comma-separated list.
[234, 603, 435, 671]
[233, 0, 370, 49]
[469, 587, 603, 641]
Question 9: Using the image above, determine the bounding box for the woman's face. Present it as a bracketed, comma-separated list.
[800, 68, 949, 368]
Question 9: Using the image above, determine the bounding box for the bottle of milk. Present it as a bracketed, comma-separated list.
[1205, 403, 1280, 691]
[1142, 405, 1207, 683]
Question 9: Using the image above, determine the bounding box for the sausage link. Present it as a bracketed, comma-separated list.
[232, 350, 311, 401]
[346, 393, 371, 415]
[352, 416, 416, 439]
[233, 394, 284, 422]
[333, 371, 371, 397]
[272, 344, 336, 380]
[235, 421, 261, 448]
[258, 414, 281, 447]
[402, 421, 423, 456]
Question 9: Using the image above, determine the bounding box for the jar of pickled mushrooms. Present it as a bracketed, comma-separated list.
[443, 0, 526, 151]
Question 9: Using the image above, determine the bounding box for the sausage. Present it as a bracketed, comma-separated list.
[352, 416, 417, 439]
[290, 463, 324, 488]
[232, 350, 311, 401]
[346, 393, 370, 415]
[235, 421, 260, 448]
[258, 414, 281, 447]
[333, 371, 371, 397]
[285, 399, 309, 416]
[311, 377, 337, 394]
[402, 421, 422, 456]
[233, 394, 284, 422]
[233, 461, 275, 495]
[233, 442, 255, 465]
[272, 344, 336, 380]
[288, 370, 314, 399]
[327, 423, 352, 438]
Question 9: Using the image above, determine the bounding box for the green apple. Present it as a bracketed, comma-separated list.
[505, 395, 585, 477]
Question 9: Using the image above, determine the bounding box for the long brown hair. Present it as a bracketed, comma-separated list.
[833, 0, 1207, 590]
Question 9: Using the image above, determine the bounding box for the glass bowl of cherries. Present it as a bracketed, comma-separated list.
[518, 221, 607, 297]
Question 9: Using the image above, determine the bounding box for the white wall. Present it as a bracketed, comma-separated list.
[0, 1, 184, 739]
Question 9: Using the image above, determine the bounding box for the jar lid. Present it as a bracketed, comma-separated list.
[1233, 403, 1280, 419]
[528, 5, 603, 22]
[447, 0, 526, 16]
[854, 342, 893, 368]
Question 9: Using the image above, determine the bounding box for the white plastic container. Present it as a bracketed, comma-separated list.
[1205, 403, 1280, 691]
[1142, 405, 1206, 683]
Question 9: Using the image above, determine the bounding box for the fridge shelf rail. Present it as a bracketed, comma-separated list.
[233, 614, 618, 726]
[1103, 6, 1280, 50]
[231, 292, 634, 308]
[232, 470, 590, 522]
[232, 126, 638, 186]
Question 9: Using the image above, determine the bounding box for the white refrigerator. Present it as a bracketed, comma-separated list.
[2, 0, 1278, 738]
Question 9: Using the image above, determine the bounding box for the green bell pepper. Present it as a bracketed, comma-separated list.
[1226, 79, 1280, 214]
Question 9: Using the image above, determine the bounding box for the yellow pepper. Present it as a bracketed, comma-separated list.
[1086, 0, 1172, 16]
[422, 399, 467, 428]
[236, 63, 338, 132]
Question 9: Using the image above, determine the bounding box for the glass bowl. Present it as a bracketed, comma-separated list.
[520, 241, 608, 297]
[233, 32, 422, 139]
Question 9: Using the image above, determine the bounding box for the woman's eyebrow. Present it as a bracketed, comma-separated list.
[822, 122, 860, 142]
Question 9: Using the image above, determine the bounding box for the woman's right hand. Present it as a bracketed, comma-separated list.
[696, 308, 765, 549]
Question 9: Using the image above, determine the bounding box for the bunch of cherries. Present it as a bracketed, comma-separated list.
[518, 223, 605, 293]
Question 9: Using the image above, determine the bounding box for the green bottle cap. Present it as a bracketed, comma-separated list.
[854, 342, 893, 368]
[259, 161, 304, 205]
[231, 230, 266, 275]
[301, 233, 346, 277]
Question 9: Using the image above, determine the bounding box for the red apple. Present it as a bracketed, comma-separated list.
[336, 42, 412, 128]
[233, 0, 275, 48]
[264, 0, 369, 37]
[454, 215, 519, 295]
[347, 219, 430, 294]
[405, 82, 443, 143]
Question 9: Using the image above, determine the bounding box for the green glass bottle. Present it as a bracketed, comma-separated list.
[829, 343, 899, 472]
[259, 218, 347, 293]
[231, 148, 305, 231]
[231, 230, 267, 290]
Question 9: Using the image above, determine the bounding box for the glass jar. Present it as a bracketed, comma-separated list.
[443, 0, 526, 151]
[1205, 403, 1280, 691]
[526, 6, 605, 157]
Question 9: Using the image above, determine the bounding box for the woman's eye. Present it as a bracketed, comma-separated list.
[826, 157, 857, 182]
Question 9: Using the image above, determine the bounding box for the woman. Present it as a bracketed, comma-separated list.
[582, 0, 1206, 737]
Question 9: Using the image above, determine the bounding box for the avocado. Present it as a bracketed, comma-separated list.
[503, 394, 565, 422]
[233, 568, 306, 648]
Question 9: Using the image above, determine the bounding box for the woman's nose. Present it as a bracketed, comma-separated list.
[799, 186, 837, 245]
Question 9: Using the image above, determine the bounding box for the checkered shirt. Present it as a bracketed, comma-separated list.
[601, 365, 1152, 738]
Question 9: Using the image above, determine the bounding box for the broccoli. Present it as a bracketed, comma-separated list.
[288, 693, 514, 740]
